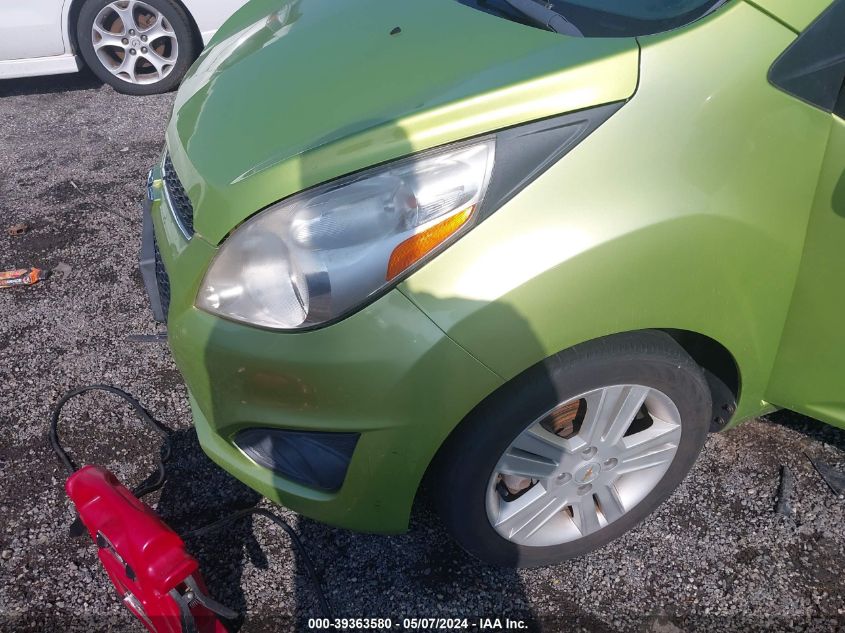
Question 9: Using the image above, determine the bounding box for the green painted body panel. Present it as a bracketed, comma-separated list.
[165, 0, 638, 244]
[767, 116, 845, 428]
[150, 0, 845, 532]
[403, 2, 831, 426]
[746, 0, 832, 31]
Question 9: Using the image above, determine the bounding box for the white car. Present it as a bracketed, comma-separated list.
[0, 0, 249, 95]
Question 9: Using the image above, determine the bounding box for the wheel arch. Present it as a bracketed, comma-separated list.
[417, 327, 742, 504]
[66, 0, 84, 53]
[659, 328, 741, 431]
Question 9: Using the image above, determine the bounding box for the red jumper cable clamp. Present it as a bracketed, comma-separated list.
[66, 465, 234, 633]
[48, 385, 331, 633]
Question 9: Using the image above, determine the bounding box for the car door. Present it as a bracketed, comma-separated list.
[767, 0, 845, 427]
[0, 0, 66, 60]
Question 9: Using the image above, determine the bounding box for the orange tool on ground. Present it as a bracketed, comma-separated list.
[0, 267, 46, 288]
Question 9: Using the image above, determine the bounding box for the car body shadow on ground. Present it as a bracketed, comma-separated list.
[0, 70, 103, 98]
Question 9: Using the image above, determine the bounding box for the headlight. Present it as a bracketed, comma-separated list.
[197, 140, 495, 330]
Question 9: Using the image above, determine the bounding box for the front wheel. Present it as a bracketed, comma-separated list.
[76, 0, 199, 95]
[432, 330, 712, 568]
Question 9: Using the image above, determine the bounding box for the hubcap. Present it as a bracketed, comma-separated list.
[92, 0, 178, 85]
[486, 384, 683, 547]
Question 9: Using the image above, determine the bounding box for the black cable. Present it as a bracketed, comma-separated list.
[48, 384, 172, 498]
[49, 385, 334, 620]
[185, 508, 333, 620]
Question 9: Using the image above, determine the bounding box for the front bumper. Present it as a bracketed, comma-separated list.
[141, 165, 503, 533]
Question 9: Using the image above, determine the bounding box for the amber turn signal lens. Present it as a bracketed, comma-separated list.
[386, 207, 474, 280]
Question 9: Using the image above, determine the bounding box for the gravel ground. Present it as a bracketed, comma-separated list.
[2, 73, 845, 633]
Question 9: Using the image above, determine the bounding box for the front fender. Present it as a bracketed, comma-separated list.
[402, 211, 779, 424]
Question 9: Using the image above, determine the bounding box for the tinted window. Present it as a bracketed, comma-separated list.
[549, 0, 726, 36]
[836, 81, 845, 119]
[769, 0, 845, 115]
[458, 0, 728, 37]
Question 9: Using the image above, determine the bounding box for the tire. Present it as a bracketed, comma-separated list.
[432, 330, 712, 568]
[76, 0, 199, 95]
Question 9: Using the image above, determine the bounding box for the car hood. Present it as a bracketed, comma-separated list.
[166, 0, 639, 244]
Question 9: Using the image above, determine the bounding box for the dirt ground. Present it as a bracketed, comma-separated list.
[2, 72, 845, 633]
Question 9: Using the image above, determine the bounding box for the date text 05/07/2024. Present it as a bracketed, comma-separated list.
[307, 617, 530, 630]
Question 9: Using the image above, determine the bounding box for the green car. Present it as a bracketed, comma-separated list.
[140, 0, 845, 567]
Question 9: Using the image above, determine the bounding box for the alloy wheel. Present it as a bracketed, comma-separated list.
[91, 0, 179, 85]
[485, 384, 683, 547]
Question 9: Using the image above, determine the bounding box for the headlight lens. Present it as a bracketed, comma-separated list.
[197, 140, 495, 329]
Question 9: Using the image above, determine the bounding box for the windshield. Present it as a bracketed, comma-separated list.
[458, 0, 729, 37]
